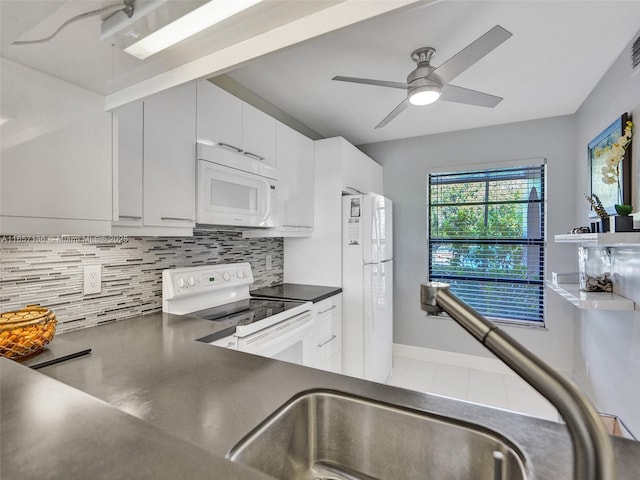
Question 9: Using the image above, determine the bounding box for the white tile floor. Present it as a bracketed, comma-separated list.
[386, 354, 560, 422]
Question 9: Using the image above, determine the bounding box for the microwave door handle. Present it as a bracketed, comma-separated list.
[262, 180, 276, 222]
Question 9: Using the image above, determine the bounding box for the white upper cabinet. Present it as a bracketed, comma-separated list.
[242, 103, 277, 167]
[143, 82, 196, 230]
[340, 139, 384, 195]
[113, 101, 143, 226]
[113, 83, 195, 236]
[276, 122, 314, 230]
[196, 80, 242, 152]
[196, 80, 276, 167]
[0, 58, 113, 235]
[283, 137, 383, 286]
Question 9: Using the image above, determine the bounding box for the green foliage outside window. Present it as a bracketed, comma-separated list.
[429, 165, 545, 324]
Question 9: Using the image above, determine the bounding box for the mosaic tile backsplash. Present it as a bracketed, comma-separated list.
[0, 230, 283, 332]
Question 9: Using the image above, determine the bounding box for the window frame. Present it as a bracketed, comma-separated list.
[427, 158, 547, 328]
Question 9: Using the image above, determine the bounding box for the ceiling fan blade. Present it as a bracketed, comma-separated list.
[332, 76, 408, 90]
[440, 84, 503, 108]
[375, 98, 410, 129]
[432, 25, 512, 85]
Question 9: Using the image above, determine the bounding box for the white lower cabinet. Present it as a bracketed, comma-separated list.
[305, 294, 342, 373]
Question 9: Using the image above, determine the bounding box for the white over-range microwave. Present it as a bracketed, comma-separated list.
[196, 142, 279, 228]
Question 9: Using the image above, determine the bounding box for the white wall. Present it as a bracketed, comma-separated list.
[360, 116, 577, 372]
[572, 29, 640, 435]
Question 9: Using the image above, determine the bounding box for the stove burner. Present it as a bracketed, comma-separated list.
[192, 298, 305, 327]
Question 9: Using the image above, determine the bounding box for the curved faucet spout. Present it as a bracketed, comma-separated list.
[420, 282, 616, 480]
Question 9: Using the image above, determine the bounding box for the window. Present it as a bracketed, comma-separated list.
[428, 162, 546, 325]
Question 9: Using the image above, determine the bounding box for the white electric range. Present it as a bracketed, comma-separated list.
[162, 263, 314, 364]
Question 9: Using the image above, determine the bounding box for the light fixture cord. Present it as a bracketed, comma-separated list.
[12, 1, 134, 46]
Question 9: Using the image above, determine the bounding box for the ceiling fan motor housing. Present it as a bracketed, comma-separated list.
[407, 48, 442, 105]
[407, 47, 442, 90]
[407, 67, 443, 103]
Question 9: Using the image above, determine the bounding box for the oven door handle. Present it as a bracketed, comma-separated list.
[240, 311, 312, 348]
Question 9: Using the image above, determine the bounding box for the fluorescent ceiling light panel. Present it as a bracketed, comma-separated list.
[125, 0, 265, 60]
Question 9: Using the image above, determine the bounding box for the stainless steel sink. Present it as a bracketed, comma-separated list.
[227, 390, 529, 480]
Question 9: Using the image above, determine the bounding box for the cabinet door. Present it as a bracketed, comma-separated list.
[276, 122, 314, 229]
[341, 138, 383, 194]
[114, 101, 143, 224]
[196, 80, 242, 152]
[0, 58, 112, 234]
[242, 102, 276, 167]
[305, 295, 342, 370]
[143, 83, 196, 228]
[323, 351, 343, 374]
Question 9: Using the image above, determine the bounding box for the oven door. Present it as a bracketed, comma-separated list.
[197, 153, 278, 228]
[237, 311, 313, 365]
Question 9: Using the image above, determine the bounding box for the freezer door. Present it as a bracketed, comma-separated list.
[364, 193, 393, 264]
[363, 261, 393, 383]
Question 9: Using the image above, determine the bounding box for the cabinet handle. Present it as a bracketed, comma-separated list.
[218, 142, 243, 153]
[282, 225, 312, 229]
[318, 305, 337, 315]
[317, 335, 337, 348]
[119, 215, 142, 220]
[160, 217, 194, 222]
[243, 151, 264, 161]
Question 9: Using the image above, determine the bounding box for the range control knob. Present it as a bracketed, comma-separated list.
[223, 272, 230, 281]
[235, 271, 243, 279]
[187, 276, 196, 287]
[243, 270, 250, 278]
[177, 277, 186, 288]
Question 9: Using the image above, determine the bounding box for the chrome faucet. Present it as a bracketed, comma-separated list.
[420, 282, 616, 480]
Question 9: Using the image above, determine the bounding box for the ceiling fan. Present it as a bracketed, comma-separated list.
[332, 25, 513, 129]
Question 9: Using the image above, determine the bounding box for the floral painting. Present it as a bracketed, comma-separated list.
[588, 113, 633, 216]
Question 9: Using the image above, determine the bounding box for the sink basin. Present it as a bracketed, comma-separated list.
[228, 390, 528, 480]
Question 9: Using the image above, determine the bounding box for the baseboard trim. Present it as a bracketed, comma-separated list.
[392, 343, 518, 376]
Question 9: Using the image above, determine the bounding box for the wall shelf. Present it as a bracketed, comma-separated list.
[546, 281, 635, 311]
[554, 232, 640, 246]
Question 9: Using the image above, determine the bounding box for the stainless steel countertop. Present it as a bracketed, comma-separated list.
[1, 358, 276, 480]
[30, 313, 640, 479]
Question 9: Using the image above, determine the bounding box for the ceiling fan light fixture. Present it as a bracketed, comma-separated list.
[408, 85, 441, 106]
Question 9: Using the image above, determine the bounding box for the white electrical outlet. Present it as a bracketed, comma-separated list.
[266, 254, 272, 271]
[83, 265, 101, 295]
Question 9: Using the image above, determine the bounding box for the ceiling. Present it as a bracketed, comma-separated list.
[225, 0, 640, 145]
[0, 0, 351, 96]
[2, 1, 640, 147]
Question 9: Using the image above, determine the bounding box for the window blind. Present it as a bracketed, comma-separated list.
[428, 164, 545, 325]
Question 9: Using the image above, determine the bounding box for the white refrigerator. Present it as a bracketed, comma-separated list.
[342, 193, 393, 383]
